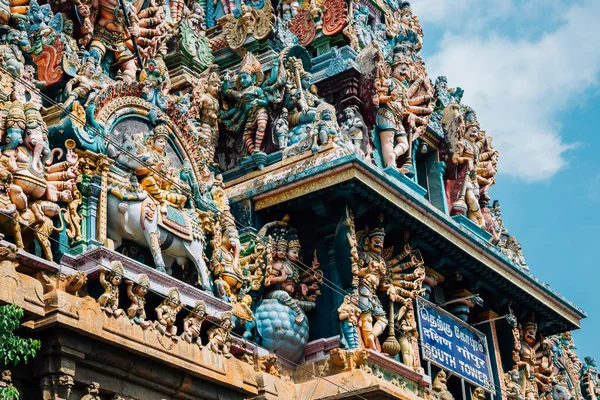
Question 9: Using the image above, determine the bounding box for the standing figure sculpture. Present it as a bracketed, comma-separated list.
[373, 47, 432, 175]
[340, 107, 366, 152]
[443, 107, 485, 227]
[221, 52, 269, 157]
[395, 302, 419, 370]
[76, 0, 142, 82]
[189, 66, 221, 162]
[346, 211, 425, 351]
[512, 316, 554, 400]
[581, 357, 600, 400]
[338, 293, 361, 349]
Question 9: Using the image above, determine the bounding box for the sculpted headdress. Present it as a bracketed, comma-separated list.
[238, 51, 264, 85]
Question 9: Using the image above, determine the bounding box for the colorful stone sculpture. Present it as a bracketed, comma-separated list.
[126, 273, 151, 329]
[373, 46, 433, 175]
[154, 287, 183, 338]
[221, 52, 269, 158]
[343, 209, 425, 352]
[581, 357, 600, 400]
[511, 315, 555, 399]
[98, 261, 125, 318]
[207, 310, 233, 358]
[220, 1, 273, 50]
[181, 300, 206, 346]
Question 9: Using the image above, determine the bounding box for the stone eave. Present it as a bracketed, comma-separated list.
[224, 152, 585, 332]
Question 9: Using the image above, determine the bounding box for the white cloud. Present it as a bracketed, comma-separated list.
[415, 0, 600, 181]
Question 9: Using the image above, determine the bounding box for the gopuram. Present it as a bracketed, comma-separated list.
[0, 0, 593, 399]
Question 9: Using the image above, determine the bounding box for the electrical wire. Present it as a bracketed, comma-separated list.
[1, 66, 517, 399]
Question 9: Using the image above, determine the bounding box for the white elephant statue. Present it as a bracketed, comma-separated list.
[106, 138, 212, 290]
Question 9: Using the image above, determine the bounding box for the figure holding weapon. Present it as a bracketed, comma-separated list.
[76, 0, 144, 82]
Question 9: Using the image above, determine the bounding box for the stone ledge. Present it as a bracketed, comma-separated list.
[32, 289, 278, 397]
[61, 246, 232, 318]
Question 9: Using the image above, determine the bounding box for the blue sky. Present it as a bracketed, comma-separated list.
[413, 0, 600, 358]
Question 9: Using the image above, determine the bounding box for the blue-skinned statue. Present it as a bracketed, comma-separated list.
[338, 293, 361, 349]
[283, 56, 332, 147]
[247, 216, 323, 363]
[221, 52, 270, 166]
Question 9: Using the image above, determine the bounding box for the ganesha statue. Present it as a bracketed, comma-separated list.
[0, 101, 79, 261]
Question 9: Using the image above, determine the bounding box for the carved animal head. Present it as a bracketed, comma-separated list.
[551, 383, 574, 400]
[115, 137, 151, 172]
[64, 271, 88, 295]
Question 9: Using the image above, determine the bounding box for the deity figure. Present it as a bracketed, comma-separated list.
[512, 316, 554, 399]
[126, 273, 151, 329]
[505, 369, 526, 400]
[62, 57, 103, 111]
[181, 300, 206, 346]
[76, 0, 140, 82]
[221, 52, 269, 156]
[98, 261, 125, 317]
[137, 124, 187, 212]
[350, 5, 374, 50]
[274, 108, 290, 149]
[154, 287, 183, 338]
[581, 357, 600, 400]
[258, 222, 321, 325]
[211, 223, 248, 303]
[475, 131, 498, 206]
[0, 27, 29, 78]
[373, 48, 432, 175]
[345, 210, 425, 351]
[189, 65, 222, 162]
[63, 189, 83, 242]
[312, 105, 347, 151]
[263, 225, 307, 324]
[395, 302, 418, 370]
[340, 107, 366, 152]
[207, 311, 233, 358]
[446, 109, 485, 227]
[0, 103, 79, 260]
[232, 294, 256, 340]
[77, 0, 164, 81]
[60, 15, 78, 53]
[283, 57, 328, 142]
[338, 293, 361, 349]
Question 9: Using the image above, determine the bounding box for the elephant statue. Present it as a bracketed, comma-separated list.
[106, 137, 213, 290]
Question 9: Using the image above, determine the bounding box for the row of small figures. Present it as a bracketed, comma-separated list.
[98, 261, 234, 358]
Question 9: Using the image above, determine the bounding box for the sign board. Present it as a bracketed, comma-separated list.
[416, 297, 494, 391]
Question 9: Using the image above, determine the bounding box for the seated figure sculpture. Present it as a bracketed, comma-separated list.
[138, 124, 187, 212]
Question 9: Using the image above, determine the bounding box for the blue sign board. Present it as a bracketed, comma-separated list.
[416, 298, 494, 391]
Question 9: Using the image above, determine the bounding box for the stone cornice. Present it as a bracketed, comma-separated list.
[223, 153, 585, 331]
